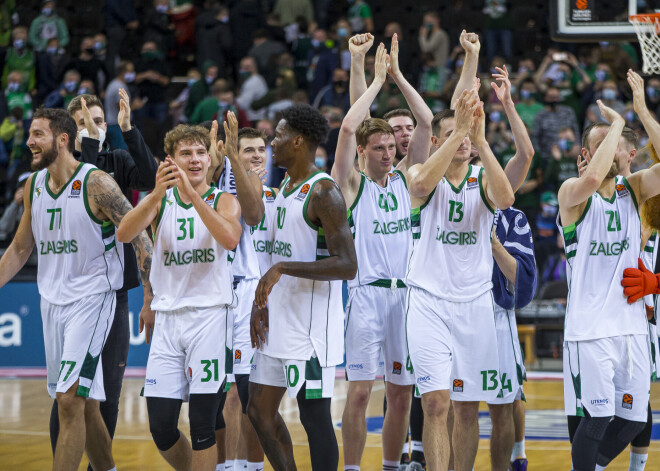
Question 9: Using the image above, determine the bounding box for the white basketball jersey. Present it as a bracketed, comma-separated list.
[217, 157, 260, 280]
[262, 172, 344, 367]
[560, 176, 646, 341]
[406, 165, 495, 302]
[251, 186, 277, 275]
[347, 170, 411, 288]
[150, 187, 234, 311]
[30, 163, 124, 305]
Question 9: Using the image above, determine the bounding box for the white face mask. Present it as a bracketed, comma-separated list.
[78, 127, 106, 151]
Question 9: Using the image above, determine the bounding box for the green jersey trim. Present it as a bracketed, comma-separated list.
[394, 170, 408, 189]
[174, 187, 214, 209]
[561, 196, 592, 260]
[622, 177, 639, 213]
[420, 187, 436, 211]
[46, 162, 84, 200]
[213, 190, 224, 211]
[155, 194, 167, 232]
[446, 165, 471, 194]
[282, 171, 322, 198]
[478, 167, 495, 214]
[29, 171, 37, 205]
[302, 177, 332, 231]
[83, 169, 104, 225]
[599, 187, 616, 204]
[349, 173, 366, 212]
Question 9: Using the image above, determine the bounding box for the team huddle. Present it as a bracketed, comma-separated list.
[1, 30, 660, 471]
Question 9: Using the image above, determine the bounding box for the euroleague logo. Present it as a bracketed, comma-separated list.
[392, 362, 402, 375]
[296, 183, 311, 201]
[234, 349, 242, 364]
[453, 379, 464, 392]
[205, 192, 216, 205]
[467, 176, 478, 190]
[575, 0, 588, 9]
[70, 179, 82, 197]
[622, 393, 633, 410]
[616, 183, 629, 197]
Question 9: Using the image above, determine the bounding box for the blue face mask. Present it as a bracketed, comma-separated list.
[557, 138, 574, 152]
[46, 46, 58, 54]
[64, 81, 78, 93]
[520, 89, 532, 100]
[625, 110, 635, 122]
[42, 7, 53, 16]
[337, 27, 348, 38]
[489, 111, 502, 123]
[595, 69, 609, 82]
[646, 86, 659, 98]
[188, 78, 196, 87]
[156, 4, 168, 13]
[13, 39, 25, 49]
[7, 82, 20, 93]
[602, 88, 617, 101]
[311, 39, 321, 48]
[315, 156, 326, 168]
[456, 59, 464, 68]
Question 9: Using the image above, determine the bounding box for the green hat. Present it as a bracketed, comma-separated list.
[541, 191, 558, 206]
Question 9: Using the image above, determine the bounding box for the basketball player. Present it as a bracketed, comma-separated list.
[405, 85, 514, 471]
[0, 107, 153, 471]
[117, 124, 242, 471]
[334, 41, 430, 471]
[557, 91, 660, 470]
[248, 104, 357, 471]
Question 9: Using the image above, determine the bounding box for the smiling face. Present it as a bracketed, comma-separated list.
[387, 115, 414, 158]
[172, 140, 210, 185]
[27, 118, 61, 171]
[238, 136, 267, 171]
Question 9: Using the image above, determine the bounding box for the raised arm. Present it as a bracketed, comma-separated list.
[254, 179, 357, 308]
[492, 65, 535, 191]
[223, 111, 264, 226]
[0, 174, 35, 288]
[332, 42, 387, 195]
[558, 100, 624, 210]
[206, 120, 225, 185]
[349, 33, 374, 111]
[451, 30, 480, 109]
[471, 104, 515, 209]
[408, 89, 478, 198]
[388, 33, 433, 168]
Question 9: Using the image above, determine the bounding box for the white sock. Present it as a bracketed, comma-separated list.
[344, 466, 360, 471]
[235, 459, 247, 469]
[247, 462, 264, 471]
[411, 440, 423, 452]
[382, 459, 399, 471]
[401, 440, 409, 455]
[216, 463, 225, 471]
[595, 465, 607, 471]
[225, 461, 234, 471]
[511, 439, 526, 460]
[629, 452, 648, 471]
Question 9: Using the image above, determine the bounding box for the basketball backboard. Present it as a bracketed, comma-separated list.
[550, 0, 658, 42]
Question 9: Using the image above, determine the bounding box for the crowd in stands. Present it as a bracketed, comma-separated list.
[0, 0, 655, 295]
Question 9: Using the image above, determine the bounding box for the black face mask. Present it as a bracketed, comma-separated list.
[545, 99, 560, 110]
[334, 80, 347, 88]
[84, 47, 95, 55]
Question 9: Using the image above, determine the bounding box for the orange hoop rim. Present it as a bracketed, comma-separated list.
[630, 13, 660, 23]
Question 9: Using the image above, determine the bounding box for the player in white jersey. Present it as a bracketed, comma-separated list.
[117, 124, 241, 471]
[334, 40, 433, 471]
[405, 86, 514, 471]
[557, 83, 660, 469]
[0, 107, 154, 471]
[247, 104, 357, 471]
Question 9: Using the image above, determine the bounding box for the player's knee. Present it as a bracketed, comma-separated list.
[615, 417, 646, 444]
[488, 403, 513, 425]
[189, 393, 220, 451]
[348, 383, 372, 409]
[385, 385, 412, 415]
[453, 401, 479, 422]
[421, 392, 450, 419]
[55, 391, 85, 419]
[298, 397, 332, 430]
[147, 397, 182, 451]
[583, 416, 611, 441]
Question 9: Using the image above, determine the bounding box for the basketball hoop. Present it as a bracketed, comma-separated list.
[630, 13, 660, 74]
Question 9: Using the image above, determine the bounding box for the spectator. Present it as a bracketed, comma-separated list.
[77, 79, 95, 96]
[36, 37, 67, 101]
[143, 0, 175, 56]
[251, 69, 298, 120]
[0, 106, 25, 179]
[535, 191, 563, 286]
[483, 0, 513, 60]
[92, 33, 114, 79]
[63, 36, 107, 94]
[248, 29, 287, 75]
[235, 56, 268, 122]
[320, 105, 343, 167]
[545, 126, 580, 191]
[195, 2, 232, 75]
[291, 16, 313, 88]
[2, 26, 36, 91]
[103, 0, 139, 76]
[534, 51, 591, 120]
[418, 52, 445, 113]
[185, 60, 218, 119]
[44, 68, 80, 109]
[333, 18, 353, 70]
[169, 67, 200, 124]
[229, 0, 264, 64]
[265, 13, 287, 45]
[312, 67, 350, 112]
[532, 86, 580, 164]
[307, 28, 338, 102]
[645, 76, 660, 118]
[515, 79, 544, 130]
[134, 40, 170, 127]
[584, 80, 626, 128]
[189, 78, 250, 127]
[383, 25, 412, 81]
[348, 0, 373, 33]
[105, 60, 136, 150]
[28, 1, 69, 52]
[0, 171, 29, 248]
[4, 71, 32, 120]
[274, 0, 314, 26]
[486, 101, 512, 156]
[418, 11, 449, 76]
[0, 1, 17, 59]
[510, 57, 536, 92]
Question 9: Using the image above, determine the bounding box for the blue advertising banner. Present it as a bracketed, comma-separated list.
[0, 282, 150, 368]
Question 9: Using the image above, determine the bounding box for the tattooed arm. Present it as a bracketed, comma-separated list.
[87, 170, 157, 342]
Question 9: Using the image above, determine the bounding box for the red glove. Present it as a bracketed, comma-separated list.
[621, 258, 660, 304]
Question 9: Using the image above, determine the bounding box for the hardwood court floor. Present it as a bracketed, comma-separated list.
[1, 378, 658, 470]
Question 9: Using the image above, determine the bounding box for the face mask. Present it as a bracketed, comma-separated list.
[46, 46, 58, 54]
[220, 16, 229, 23]
[239, 71, 250, 79]
[78, 127, 106, 150]
[311, 39, 320, 48]
[489, 111, 502, 122]
[187, 78, 197, 87]
[520, 89, 532, 100]
[218, 100, 229, 107]
[64, 81, 78, 93]
[337, 27, 348, 38]
[510, 85, 516, 95]
[124, 72, 136, 83]
[518, 66, 529, 74]
[602, 88, 617, 101]
[646, 86, 659, 98]
[425, 23, 434, 30]
[84, 47, 95, 55]
[334, 80, 347, 88]
[42, 7, 53, 16]
[78, 87, 89, 94]
[625, 110, 635, 122]
[315, 156, 326, 168]
[546, 99, 559, 109]
[205, 75, 214, 84]
[142, 51, 159, 61]
[640, 136, 649, 147]
[94, 41, 105, 51]
[557, 138, 573, 152]
[7, 82, 20, 92]
[595, 69, 609, 82]
[600, 41, 610, 48]
[456, 59, 464, 68]
[541, 204, 558, 217]
[156, 4, 168, 13]
[13, 39, 25, 49]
